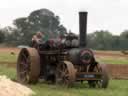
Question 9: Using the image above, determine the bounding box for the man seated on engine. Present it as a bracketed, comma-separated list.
[32, 32, 44, 48]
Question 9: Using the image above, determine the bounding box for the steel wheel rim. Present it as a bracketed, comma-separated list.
[88, 64, 109, 88]
[17, 49, 30, 83]
[56, 61, 76, 86]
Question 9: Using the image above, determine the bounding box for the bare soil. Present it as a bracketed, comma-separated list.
[107, 64, 128, 79]
[94, 51, 128, 57]
[0, 48, 20, 53]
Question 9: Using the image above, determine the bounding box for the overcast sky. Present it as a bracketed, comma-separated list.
[0, 0, 128, 35]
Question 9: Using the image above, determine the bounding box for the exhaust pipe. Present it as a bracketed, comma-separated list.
[79, 12, 88, 47]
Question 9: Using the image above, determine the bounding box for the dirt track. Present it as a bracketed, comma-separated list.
[94, 51, 128, 57]
[107, 64, 128, 79]
[0, 48, 20, 53]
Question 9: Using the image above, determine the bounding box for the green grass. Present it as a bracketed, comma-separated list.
[96, 57, 128, 64]
[29, 80, 128, 96]
[0, 64, 128, 96]
[0, 65, 16, 79]
[0, 52, 17, 63]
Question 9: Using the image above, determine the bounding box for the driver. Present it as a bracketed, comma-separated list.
[32, 32, 44, 47]
[32, 32, 44, 43]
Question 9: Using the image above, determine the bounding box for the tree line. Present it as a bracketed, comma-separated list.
[87, 30, 128, 50]
[0, 8, 128, 50]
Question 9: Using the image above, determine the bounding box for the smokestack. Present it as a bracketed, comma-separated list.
[79, 12, 88, 47]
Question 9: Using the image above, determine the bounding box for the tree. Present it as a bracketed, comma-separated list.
[13, 8, 67, 45]
[87, 30, 113, 50]
[0, 30, 5, 43]
[119, 30, 128, 50]
[120, 30, 128, 39]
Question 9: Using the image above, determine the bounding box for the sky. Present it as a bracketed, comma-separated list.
[0, 0, 128, 35]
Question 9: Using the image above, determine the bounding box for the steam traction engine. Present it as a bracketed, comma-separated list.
[17, 12, 109, 88]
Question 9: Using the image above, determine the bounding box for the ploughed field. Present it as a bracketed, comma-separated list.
[0, 48, 128, 96]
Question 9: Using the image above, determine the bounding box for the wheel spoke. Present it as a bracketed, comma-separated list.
[97, 81, 102, 88]
[20, 62, 28, 68]
[20, 70, 27, 75]
[22, 53, 27, 59]
[21, 53, 30, 65]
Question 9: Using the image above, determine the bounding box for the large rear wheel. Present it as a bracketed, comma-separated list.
[17, 48, 40, 84]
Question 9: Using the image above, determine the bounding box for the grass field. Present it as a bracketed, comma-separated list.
[0, 48, 18, 63]
[96, 56, 128, 64]
[0, 48, 128, 96]
[0, 65, 128, 96]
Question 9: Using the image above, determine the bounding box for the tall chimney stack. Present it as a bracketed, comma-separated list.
[79, 12, 88, 47]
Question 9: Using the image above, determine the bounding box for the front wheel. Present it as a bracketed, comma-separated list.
[56, 61, 76, 86]
[88, 64, 109, 88]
